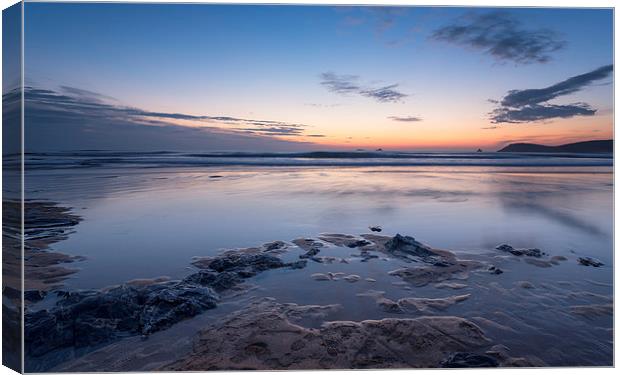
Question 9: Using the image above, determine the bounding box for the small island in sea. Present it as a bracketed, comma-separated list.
[498, 140, 613, 153]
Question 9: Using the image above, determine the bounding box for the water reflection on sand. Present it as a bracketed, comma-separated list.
[24, 165, 612, 369]
[25, 166, 612, 288]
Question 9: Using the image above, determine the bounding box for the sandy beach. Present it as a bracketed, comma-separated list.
[17, 161, 613, 371]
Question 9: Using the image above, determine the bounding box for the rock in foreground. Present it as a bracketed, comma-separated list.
[577, 257, 604, 267]
[163, 299, 492, 370]
[495, 244, 544, 257]
[25, 242, 307, 367]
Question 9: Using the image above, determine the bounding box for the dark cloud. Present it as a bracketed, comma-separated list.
[320, 72, 407, 103]
[18, 86, 317, 152]
[490, 65, 612, 123]
[431, 11, 565, 64]
[491, 103, 596, 123]
[499, 65, 613, 107]
[388, 115, 422, 122]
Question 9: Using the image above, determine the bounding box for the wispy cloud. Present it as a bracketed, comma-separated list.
[490, 65, 613, 123]
[25, 86, 310, 137]
[320, 72, 361, 94]
[19, 86, 318, 152]
[304, 103, 341, 108]
[361, 85, 407, 103]
[388, 115, 422, 122]
[431, 11, 565, 64]
[368, 6, 407, 33]
[320, 72, 407, 103]
[59, 85, 117, 103]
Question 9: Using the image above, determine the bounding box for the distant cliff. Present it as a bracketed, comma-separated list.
[498, 140, 612, 153]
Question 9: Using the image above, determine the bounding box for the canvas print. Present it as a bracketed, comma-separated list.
[2, 2, 614, 372]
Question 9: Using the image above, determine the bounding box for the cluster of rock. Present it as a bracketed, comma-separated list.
[497, 243, 602, 269]
[22, 216, 608, 370]
[25, 242, 307, 365]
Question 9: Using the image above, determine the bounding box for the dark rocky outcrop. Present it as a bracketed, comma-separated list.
[385, 234, 437, 257]
[25, 245, 307, 366]
[496, 244, 544, 257]
[293, 238, 324, 259]
[26, 282, 219, 359]
[346, 239, 371, 248]
[384, 234, 456, 267]
[441, 352, 499, 368]
[577, 257, 604, 267]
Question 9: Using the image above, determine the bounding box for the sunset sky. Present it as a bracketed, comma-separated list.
[23, 3, 613, 152]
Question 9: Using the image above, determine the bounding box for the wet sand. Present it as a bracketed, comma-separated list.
[21, 201, 613, 371]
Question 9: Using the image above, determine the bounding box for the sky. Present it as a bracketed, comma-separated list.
[20, 3, 613, 152]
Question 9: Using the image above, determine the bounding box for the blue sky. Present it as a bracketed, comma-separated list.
[21, 3, 613, 151]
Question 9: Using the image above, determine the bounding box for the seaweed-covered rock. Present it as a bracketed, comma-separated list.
[577, 257, 604, 267]
[26, 247, 307, 362]
[346, 239, 371, 248]
[264, 241, 286, 251]
[441, 352, 499, 368]
[140, 284, 218, 334]
[385, 234, 437, 258]
[495, 244, 543, 257]
[299, 247, 321, 259]
[207, 253, 285, 272]
[25, 282, 219, 358]
[293, 238, 324, 259]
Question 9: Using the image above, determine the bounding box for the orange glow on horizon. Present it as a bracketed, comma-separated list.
[294, 115, 613, 151]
